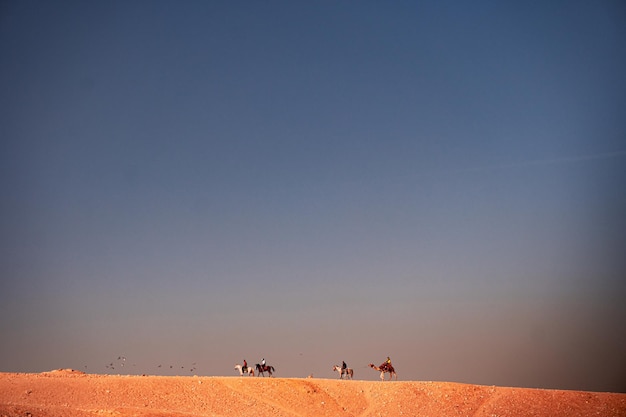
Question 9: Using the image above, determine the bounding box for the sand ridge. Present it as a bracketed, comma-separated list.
[1, 370, 625, 416]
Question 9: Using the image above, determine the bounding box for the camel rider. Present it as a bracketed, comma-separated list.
[243, 359, 247, 372]
[381, 356, 391, 370]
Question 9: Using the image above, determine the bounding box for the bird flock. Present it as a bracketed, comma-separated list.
[85, 355, 198, 375]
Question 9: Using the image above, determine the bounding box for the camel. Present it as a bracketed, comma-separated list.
[369, 363, 397, 381]
[234, 364, 254, 376]
[332, 365, 354, 379]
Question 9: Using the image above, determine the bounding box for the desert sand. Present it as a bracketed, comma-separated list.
[1, 369, 624, 417]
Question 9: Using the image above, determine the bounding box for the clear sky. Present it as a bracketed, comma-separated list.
[1, 1, 625, 392]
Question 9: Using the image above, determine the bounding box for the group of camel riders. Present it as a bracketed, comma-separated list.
[241, 357, 392, 374]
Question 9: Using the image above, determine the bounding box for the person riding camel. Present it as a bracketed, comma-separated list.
[381, 356, 392, 371]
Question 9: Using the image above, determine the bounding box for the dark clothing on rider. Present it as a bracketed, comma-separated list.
[342, 361, 347, 370]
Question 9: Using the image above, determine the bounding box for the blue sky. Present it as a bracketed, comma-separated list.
[1, 1, 625, 391]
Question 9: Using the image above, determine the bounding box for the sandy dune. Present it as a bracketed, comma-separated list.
[1, 369, 624, 417]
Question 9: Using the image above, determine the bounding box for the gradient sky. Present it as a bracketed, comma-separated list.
[1, 1, 625, 392]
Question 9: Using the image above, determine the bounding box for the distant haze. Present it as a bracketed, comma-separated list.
[1, 1, 625, 392]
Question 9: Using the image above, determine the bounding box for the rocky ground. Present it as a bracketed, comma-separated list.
[1, 369, 624, 416]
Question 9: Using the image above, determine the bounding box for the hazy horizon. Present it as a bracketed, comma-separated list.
[1, 1, 625, 392]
